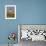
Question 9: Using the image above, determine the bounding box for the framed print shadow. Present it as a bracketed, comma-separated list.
[5, 5, 16, 19]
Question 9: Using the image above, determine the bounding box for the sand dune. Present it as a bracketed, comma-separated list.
[7, 11, 15, 17]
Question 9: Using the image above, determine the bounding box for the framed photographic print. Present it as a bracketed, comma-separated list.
[18, 24, 46, 42]
[5, 5, 16, 19]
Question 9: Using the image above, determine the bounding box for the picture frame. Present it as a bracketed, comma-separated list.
[18, 24, 46, 42]
[5, 5, 16, 19]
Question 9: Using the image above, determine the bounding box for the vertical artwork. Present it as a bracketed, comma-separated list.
[5, 5, 16, 19]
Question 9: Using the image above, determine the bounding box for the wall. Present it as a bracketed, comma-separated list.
[0, 0, 46, 44]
